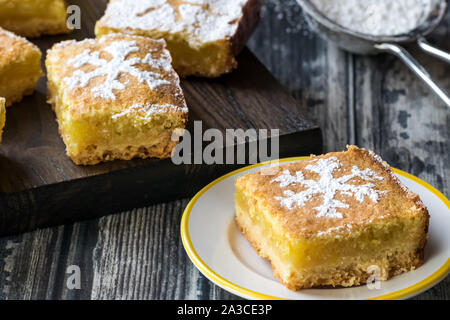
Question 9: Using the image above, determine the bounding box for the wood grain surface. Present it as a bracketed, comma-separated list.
[0, 0, 448, 299]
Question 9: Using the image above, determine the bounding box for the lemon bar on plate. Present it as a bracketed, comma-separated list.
[0, 97, 5, 143]
[0, 28, 43, 107]
[95, 0, 263, 77]
[235, 145, 429, 290]
[0, 0, 69, 37]
[46, 34, 188, 165]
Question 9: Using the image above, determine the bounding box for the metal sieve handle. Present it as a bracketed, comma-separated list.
[417, 37, 450, 64]
[375, 43, 450, 108]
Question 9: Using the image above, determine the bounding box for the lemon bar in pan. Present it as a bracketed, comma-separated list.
[235, 145, 429, 290]
[0, 0, 69, 37]
[46, 34, 188, 165]
[95, 0, 263, 77]
[0, 28, 43, 107]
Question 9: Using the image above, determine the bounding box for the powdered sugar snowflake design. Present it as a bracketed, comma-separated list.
[271, 157, 386, 218]
[64, 40, 172, 100]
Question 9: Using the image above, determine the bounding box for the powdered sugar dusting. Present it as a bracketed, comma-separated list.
[271, 157, 387, 218]
[311, 0, 438, 36]
[368, 149, 388, 168]
[1, 28, 25, 41]
[317, 224, 353, 237]
[99, 0, 249, 46]
[55, 39, 96, 49]
[315, 212, 392, 237]
[112, 103, 187, 123]
[64, 40, 172, 100]
[367, 149, 410, 193]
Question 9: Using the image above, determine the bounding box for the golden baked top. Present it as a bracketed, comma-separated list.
[96, 0, 255, 47]
[236, 145, 428, 238]
[0, 27, 42, 69]
[46, 33, 187, 118]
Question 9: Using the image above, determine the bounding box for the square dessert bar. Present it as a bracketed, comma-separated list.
[0, 97, 5, 143]
[235, 145, 429, 290]
[46, 34, 188, 165]
[0, 0, 69, 37]
[95, 0, 263, 77]
[0, 28, 43, 107]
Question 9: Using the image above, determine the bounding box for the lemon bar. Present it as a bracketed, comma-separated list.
[95, 0, 263, 77]
[0, 97, 5, 143]
[235, 145, 429, 290]
[0, 28, 43, 107]
[46, 34, 188, 165]
[0, 0, 69, 37]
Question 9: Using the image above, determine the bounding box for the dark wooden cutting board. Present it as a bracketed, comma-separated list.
[0, 0, 322, 236]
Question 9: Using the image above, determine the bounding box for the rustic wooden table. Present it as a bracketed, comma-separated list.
[0, 0, 448, 300]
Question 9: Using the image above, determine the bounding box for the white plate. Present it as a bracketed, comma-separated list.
[181, 157, 450, 300]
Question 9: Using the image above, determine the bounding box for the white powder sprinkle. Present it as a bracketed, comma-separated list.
[99, 0, 249, 47]
[112, 103, 187, 123]
[264, 0, 311, 36]
[271, 157, 387, 218]
[310, 0, 438, 36]
[55, 39, 96, 49]
[64, 40, 172, 100]
[1, 28, 25, 41]
[317, 224, 353, 236]
[368, 150, 388, 167]
[368, 149, 411, 193]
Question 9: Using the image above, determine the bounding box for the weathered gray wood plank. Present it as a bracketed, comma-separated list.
[248, 1, 356, 152]
[90, 201, 235, 300]
[0, 0, 448, 300]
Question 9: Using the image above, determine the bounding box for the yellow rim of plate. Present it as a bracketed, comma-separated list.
[180, 156, 450, 300]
